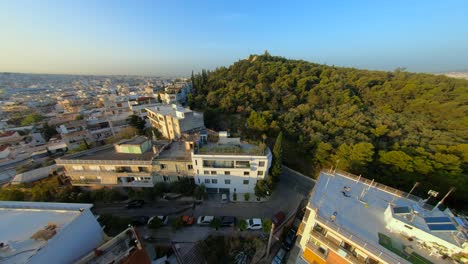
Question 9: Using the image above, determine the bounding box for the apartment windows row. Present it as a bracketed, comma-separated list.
[159, 164, 193, 170]
[203, 178, 251, 185]
[200, 170, 264, 176]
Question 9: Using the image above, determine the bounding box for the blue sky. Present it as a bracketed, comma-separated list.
[1, 0, 467, 76]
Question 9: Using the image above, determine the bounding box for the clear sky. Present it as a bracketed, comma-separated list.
[1, 0, 467, 76]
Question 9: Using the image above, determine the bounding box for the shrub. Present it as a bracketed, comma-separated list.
[210, 218, 221, 230]
[194, 184, 206, 200]
[237, 219, 247, 231]
[172, 217, 183, 231]
[244, 193, 250, 201]
[262, 219, 272, 233]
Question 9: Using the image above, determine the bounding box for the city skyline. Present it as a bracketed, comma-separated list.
[1, 0, 468, 76]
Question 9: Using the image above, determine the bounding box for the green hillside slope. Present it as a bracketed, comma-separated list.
[190, 53, 468, 210]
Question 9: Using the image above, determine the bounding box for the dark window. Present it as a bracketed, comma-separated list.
[204, 179, 210, 183]
[160, 164, 167, 169]
[243, 180, 249, 185]
[188, 164, 193, 170]
[257, 171, 264, 176]
[244, 171, 250, 176]
[259, 161, 265, 167]
[211, 171, 216, 175]
[224, 171, 230, 175]
[212, 179, 218, 184]
[225, 179, 231, 184]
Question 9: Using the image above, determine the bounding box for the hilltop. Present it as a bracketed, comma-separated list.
[190, 53, 468, 210]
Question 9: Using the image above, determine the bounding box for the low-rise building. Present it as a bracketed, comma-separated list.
[146, 104, 204, 140]
[294, 170, 467, 264]
[0, 201, 104, 264]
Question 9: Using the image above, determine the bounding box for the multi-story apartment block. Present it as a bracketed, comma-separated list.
[56, 136, 194, 188]
[192, 131, 272, 194]
[57, 132, 271, 196]
[295, 170, 467, 264]
[159, 82, 192, 104]
[146, 104, 204, 140]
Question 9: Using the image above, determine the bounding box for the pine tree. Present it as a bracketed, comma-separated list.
[271, 132, 283, 182]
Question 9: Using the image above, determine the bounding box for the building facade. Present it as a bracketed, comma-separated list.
[146, 104, 204, 140]
[192, 132, 272, 194]
[295, 170, 467, 264]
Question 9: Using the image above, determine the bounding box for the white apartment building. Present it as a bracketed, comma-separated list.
[192, 131, 272, 194]
[0, 201, 104, 264]
[294, 170, 467, 264]
[146, 104, 204, 140]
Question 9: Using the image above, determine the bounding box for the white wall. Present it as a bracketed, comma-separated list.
[31, 209, 104, 264]
[192, 153, 271, 194]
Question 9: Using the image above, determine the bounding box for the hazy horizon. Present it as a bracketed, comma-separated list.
[1, 0, 467, 76]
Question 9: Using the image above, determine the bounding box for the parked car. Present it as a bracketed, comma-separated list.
[246, 218, 262, 230]
[148, 215, 169, 225]
[126, 199, 145, 209]
[197, 216, 214, 225]
[221, 216, 237, 227]
[271, 247, 287, 264]
[131, 215, 149, 226]
[283, 229, 297, 250]
[181, 215, 195, 225]
[221, 194, 228, 203]
[272, 211, 285, 226]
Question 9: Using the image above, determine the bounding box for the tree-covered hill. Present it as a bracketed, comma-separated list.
[190, 53, 468, 210]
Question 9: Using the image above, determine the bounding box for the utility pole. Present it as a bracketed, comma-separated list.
[266, 223, 275, 259]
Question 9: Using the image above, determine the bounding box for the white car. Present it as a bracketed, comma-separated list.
[246, 218, 262, 230]
[148, 215, 169, 225]
[197, 216, 214, 225]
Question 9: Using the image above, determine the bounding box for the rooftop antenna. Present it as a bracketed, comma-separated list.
[422, 190, 439, 208]
[433, 187, 455, 212]
[407, 182, 420, 198]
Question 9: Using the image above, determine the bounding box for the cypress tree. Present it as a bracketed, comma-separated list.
[271, 131, 283, 182]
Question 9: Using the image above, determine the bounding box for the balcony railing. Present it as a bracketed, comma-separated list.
[314, 212, 404, 264]
[66, 171, 151, 177]
[305, 240, 328, 262]
[71, 180, 153, 187]
[310, 229, 362, 263]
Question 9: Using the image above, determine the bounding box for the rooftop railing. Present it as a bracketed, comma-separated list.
[195, 145, 267, 156]
[326, 169, 426, 206]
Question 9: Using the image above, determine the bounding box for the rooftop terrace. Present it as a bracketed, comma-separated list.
[309, 171, 466, 264]
[194, 142, 268, 156]
[0, 202, 94, 263]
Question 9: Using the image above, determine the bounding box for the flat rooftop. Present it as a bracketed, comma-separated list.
[0, 202, 93, 263]
[156, 141, 191, 161]
[195, 142, 268, 156]
[146, 104, 192, 118]
[310, 171, 464, 263]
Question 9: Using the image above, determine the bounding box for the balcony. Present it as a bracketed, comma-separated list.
[66, 170, 151, 178]
[310, 229, 362, 263]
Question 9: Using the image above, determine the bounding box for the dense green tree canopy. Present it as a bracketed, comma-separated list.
[191, 54, 468, 210]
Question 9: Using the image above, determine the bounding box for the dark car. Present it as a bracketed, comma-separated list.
[271, 247, 287, 264]
[272, 211, 286, 227]
[283, 229, 297, 250]
[220, 216, 237, 227]
[131, 215, 149, 226]
[126, 199, 145, 209]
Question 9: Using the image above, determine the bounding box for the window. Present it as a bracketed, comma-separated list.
[160, 164, 167, 169]
[203, 160, 234, 168]
[259, 161, 265, 167]
[243, 180, 249, 185]
[224, 171, 230, 175]
[204, 171, 209, 174]
[188, 164, 193, 170]
[212, 179, 218, 184]
[197, 169, 199, 174]
[163, 176, 169, 182]
[225, 179, 231, 184]
[198, 179, 200, 184]
[244, 171, 250, 176]
[205, 179, 210, 183]
[195, 160, 198, 166]
[257, 171, 264, 176]
[211, 171, 216, 175]
[236, 161, 250, 168]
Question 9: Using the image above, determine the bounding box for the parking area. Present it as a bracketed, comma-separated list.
[93, 166, 315, 246]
